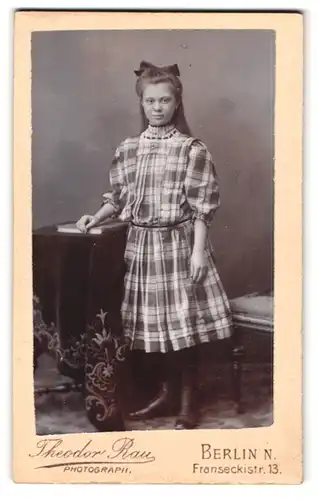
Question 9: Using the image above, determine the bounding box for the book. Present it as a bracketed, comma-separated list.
[56, 220, 127, 234]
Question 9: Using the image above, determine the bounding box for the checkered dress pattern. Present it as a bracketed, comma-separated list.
[102, 124, 233, 352]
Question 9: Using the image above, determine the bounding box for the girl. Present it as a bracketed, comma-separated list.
[76, 61, 233, 429]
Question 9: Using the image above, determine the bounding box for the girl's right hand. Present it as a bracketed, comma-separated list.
[76, 215, 98, 233]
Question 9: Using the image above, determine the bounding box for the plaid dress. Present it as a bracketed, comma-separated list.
[102, 124, 232, 353]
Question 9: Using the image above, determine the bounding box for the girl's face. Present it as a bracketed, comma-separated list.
[141, 82, 178, 126]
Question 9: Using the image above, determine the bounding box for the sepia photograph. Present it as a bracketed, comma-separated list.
[32, 28, 274, 435]
[13, 11, 302, 485]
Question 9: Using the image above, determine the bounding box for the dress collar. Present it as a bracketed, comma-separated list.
[143, 123, 177, 140]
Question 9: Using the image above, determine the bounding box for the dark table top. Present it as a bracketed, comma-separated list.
[33, 220, 128, 238]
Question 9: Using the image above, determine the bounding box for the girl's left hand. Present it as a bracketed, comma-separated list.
[191, 250, 208, 284]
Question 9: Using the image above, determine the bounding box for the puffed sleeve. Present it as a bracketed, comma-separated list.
[101, 143, 128, 215]
[184, 140, 220, 227]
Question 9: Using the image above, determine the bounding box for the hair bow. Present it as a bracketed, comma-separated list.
[134, 60, 180, 77]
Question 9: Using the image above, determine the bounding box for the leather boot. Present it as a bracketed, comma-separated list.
[128, 350, 181, 420]
[128, 380, 172, 420]
[174, 381, 197, 429]
[174, 348, 199, 430]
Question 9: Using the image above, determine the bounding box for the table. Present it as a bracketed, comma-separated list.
[33, 221, 129, 432]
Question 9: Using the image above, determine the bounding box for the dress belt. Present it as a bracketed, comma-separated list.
[131, 218, 192, 230]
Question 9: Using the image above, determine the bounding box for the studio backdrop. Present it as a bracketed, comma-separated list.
[31, 29, 275, 298]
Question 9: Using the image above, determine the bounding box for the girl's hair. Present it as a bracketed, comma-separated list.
[134, 61, 192, 136]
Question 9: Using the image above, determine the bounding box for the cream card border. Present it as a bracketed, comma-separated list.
[13, 12, 303, 484]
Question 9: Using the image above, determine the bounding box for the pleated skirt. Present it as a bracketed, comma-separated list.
[121, 220, 233, 353]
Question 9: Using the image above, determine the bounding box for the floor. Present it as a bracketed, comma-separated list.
[34, 354, 273, 434]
